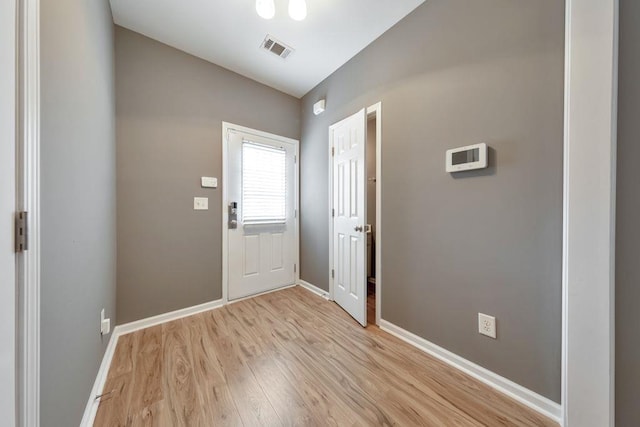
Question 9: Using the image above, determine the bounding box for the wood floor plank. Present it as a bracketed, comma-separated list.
[262, 292, 480, 426]
[203, 308, 282, 427]
[225, 300, 317, 426]
[249, 295, 396, 425]
[184, 313, 244, 426]
[162, 319, 204, 427]
[94, 286, 558, 427]
[129, 325, 164, 415]
[95, 332, 139, 426]
[128, 400, 171, 427]
[242, 297, 364, 426]
[286, 286, 556, 426]
[110, 332, 137, 377]
[257, 294, 473, 426]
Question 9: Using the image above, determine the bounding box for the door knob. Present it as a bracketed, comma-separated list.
[354, 225, 363, 232]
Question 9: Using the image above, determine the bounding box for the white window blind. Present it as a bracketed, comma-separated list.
[242, 141, 287, 224]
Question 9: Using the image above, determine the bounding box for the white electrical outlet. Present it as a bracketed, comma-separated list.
[100, 308, 111, 336]
[478, 313, 496, 339]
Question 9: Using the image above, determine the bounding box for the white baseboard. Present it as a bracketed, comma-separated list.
[79, 331, 120, 427]
[116, 299, 224, 336]
[79, 298, 224, 426]
[379, 319, 563, 425]
[298, 280, 330, 299]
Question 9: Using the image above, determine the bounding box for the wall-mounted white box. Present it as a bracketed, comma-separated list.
[194, 197, 208, 210]
[201, 177, 217, 188]
[446, 143, 488, 172]
[313, 99, 326, 115]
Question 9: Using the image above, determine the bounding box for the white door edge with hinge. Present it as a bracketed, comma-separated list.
[222, 122, 300, 303]
[329, 108, 368, 326]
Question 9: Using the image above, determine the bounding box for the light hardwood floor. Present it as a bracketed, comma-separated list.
[94, 286, 557, 426]
[367, 281, 376, 325]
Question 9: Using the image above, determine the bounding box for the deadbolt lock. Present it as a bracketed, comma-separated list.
[228, 202, 238, 229]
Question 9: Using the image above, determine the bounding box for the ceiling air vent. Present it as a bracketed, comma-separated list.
[261, 35, 294, 59]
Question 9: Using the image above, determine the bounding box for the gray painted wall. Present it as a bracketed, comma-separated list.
[616, 1, 640, 424]
[300, 0, 564, 401]
[41, 0, 116, 425]
[115, 27, 301, 323]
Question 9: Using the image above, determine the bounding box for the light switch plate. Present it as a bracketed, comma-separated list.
[201, 177, 217, 188]
[194, 197, 209, 210]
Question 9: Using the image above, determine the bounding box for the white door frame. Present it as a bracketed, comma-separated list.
[221, 122, 300, 304]
[562, 0, 618, 425]
[1, 1, 18, 424]
[328, 102, 382, 326]
[15, 0, 41, 425]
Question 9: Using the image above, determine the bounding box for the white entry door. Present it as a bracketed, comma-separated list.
[331, 109, 367, 326]
[225, 125, 298, 301]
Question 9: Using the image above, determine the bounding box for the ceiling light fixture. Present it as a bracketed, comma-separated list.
[256, 0, 306, 21]
[256, 0, 275, 19]
[288, 0, 307, 21]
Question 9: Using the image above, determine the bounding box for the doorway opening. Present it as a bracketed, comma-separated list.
[366, 112, 377, 326]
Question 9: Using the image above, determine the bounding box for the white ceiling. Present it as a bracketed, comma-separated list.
[109, 0, 425, 98]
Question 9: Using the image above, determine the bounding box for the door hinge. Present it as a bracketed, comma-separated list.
[332, 208, 335, 217]
[15, 211, 28, 253]
[331, 269, 335, 279]
[294, 264, 297, 273]
[331, 147, 335, 156]
[294, 155, 297, 164]
[294, 209, 297, 218]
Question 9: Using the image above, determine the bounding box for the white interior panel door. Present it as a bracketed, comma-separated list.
[332, 109, 367, 326]
[227, 128, 297, 300]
